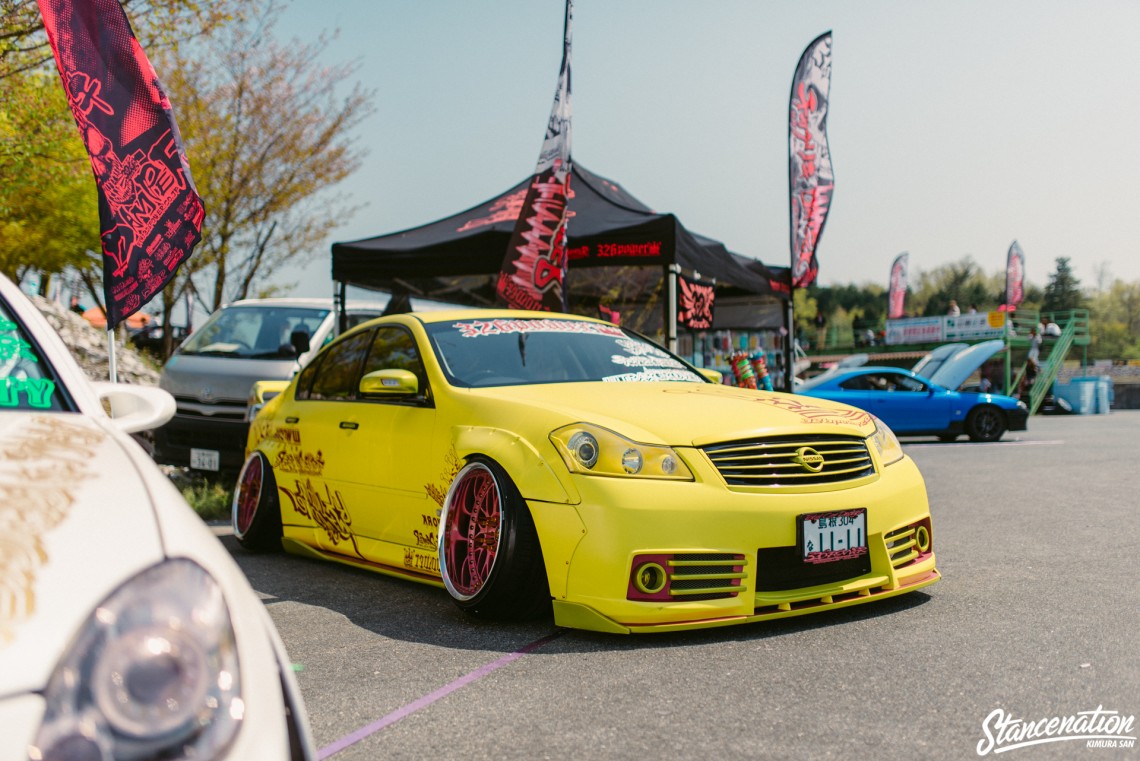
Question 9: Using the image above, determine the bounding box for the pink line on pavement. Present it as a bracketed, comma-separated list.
[317, 630, 565, 759]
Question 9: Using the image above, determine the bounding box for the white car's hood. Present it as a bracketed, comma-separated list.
[0, 413, 163, 696]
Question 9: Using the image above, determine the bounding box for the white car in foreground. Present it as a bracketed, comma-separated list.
[0, 273, 314, 760]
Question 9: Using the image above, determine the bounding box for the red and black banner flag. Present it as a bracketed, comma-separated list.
[788, 31, 834, 290]
[676, 273, 715, 330]
[496, 0, 573, 312]
[1004, 240, 1025, 309]
[887, 252, 909, 319]
[37, 0, 204, 330]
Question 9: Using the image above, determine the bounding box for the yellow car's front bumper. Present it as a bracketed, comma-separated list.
[530, 453, 938, 634]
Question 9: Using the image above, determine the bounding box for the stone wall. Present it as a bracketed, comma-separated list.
[31, 296, 161, 386]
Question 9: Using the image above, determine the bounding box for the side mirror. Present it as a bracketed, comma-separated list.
[290, 329, 311, 355]
[91, 382, 175, 434]
[360, 369, 418, 397]
[247, 379, 290, 421]
[697, 368, 723, 384]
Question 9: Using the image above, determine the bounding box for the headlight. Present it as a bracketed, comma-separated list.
[867, 415, 904, 466]
[246, 382, 285, 422]
[31, 560, 243, 760]
[551, 424, 693, 480]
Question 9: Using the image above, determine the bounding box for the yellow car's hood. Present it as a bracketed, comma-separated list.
[465, 382, 876, 446]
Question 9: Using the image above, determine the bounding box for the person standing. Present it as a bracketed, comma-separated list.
[947, 300, 961, 317]
[1027, 327, 1043, 365]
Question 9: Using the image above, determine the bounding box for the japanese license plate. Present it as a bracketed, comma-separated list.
[190, 448, 220, 471]
[800, 509, 868, 565]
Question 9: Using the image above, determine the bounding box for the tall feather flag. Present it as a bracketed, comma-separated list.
[37, 0, 204, 330]
[887, 252, 909, 319]
[788, 31, 834, 290]
[496, 0, 573, 312]
[1004, 240, 1025, 309]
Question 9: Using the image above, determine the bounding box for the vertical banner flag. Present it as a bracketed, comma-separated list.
[788, 31, 834, 290]
[37, 0, 204, 330]
[676, 273, 716, 330]
[1004, 240, 1025, 309]
[887, 252, 909, 319]
[496, 0, 573, 312]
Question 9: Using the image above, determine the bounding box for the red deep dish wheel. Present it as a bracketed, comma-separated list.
[234, 454, 263, 537]
[441, 463, 502, 599]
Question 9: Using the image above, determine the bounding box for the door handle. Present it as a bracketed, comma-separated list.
[339, 421, 359, 430]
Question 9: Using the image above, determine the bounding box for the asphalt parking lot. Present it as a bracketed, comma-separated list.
[223, 411, 1139, 761]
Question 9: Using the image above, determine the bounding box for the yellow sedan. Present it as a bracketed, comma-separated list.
[233, 310, 938, 634]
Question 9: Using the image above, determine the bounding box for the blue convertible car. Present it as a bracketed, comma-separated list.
[798, 341, 1028, 442]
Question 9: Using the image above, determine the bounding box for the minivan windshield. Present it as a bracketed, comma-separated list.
[425, 317, 706, 388]
[178, 306, 330, 359]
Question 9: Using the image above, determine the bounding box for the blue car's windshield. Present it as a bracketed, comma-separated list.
[425, 317, 705, 388]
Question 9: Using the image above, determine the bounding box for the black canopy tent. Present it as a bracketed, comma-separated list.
[331, 163, 789, 346]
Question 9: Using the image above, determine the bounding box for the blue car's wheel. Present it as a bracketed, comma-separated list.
[966, 406, 1006, 442]
[438, 458, 549, 621]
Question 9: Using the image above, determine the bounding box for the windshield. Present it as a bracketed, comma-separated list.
[0, 299, 70, 412]
[425, 317, 706, 388]
[178, 306, 329, 359]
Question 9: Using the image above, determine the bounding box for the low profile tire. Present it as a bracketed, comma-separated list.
[966, 406, 1006, 443]
[438, 458, 550, 621]
[232, 452, 282, 552]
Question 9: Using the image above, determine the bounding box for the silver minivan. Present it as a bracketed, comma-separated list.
[154, 297, 388, 473]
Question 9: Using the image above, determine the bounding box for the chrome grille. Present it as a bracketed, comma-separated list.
[702, 434, 875, 487]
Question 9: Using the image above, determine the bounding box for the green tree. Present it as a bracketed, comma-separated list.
[0, 0, 246, 296]
[154, 3, 374, 319]
[1, 0, 245, 80]
[0, 70, 99, 284]
[1088, 277, 1140, 360]
[1042, 257, 1087, 312]
[909, 257, 999, 317]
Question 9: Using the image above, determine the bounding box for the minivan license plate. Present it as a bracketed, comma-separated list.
[190, 448, 220, 471]
[801, 509, 867, 564]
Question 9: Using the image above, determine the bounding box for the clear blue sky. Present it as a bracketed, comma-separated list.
[271, 0, 1140, 300]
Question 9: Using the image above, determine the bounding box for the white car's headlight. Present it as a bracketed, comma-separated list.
[30, 559, 243, 760]
[550, 423, 693, 480]
[868, 415, 905, 466]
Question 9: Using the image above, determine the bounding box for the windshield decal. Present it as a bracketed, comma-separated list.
[0, 319, 57, 409]
[603, 369, 703, 383]
[609, 355, 684, 369]
[0, 319, 39, 363]
[613, 338, 665, 356]
[608, 337, 685, 370]
[453, 318, 624, 338]
[0, 378, 56, 409]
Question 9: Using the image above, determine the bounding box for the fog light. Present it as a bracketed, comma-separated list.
[633, 562, 667, 595]
[621, 448, 643, 474]
[915, 524, 932, 553]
